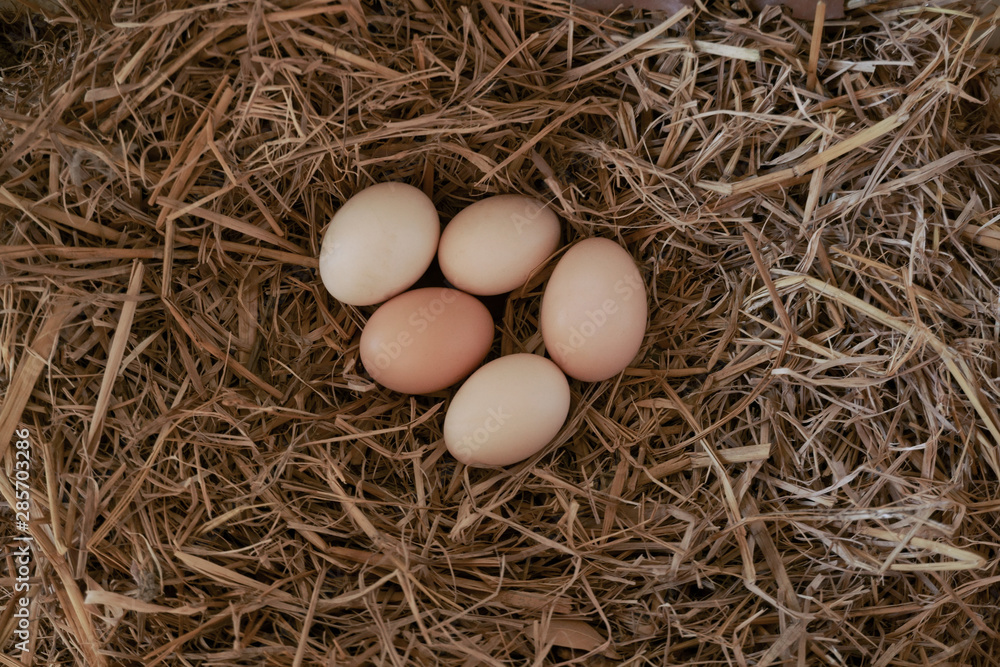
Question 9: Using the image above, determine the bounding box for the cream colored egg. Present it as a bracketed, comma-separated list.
[541, 238, 647, 382]
[444, 354, 571, 467]
[319, 182, 439, 306]
[438, 195, 560, 295]
[359, 288, 493, 394]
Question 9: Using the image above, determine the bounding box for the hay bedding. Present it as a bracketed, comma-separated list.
[0, 0, 999, 664]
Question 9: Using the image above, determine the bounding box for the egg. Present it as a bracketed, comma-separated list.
[437, 195, 560, 295]
[319, 182, 439, 306]
[540, 238, 647, 382]
[444, 354, 571, 467]
[359, 287, 494, 394]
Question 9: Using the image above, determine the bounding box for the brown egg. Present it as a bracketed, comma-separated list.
[444, 354, 571, 467]
[359, 288, 493, 394]
[437, 195, 560, 295]
[540, 238, 647, 382]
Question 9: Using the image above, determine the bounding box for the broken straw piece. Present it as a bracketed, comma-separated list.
[576, 0, 694, 12]
[578, 0, 845, 20]
[749, 0, 845, 20]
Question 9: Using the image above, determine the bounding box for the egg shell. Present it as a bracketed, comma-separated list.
[359, 287, 494, 394]
[540, 237, 647, 382]
[319, 182, 439, 306]
[444, 354, 571, 467]
[438, 195, 560, 295]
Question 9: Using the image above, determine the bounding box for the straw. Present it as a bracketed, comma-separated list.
[1, 0, 998, 663]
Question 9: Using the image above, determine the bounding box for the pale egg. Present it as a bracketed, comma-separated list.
[319, 182, 439, 306]
[540, 238, 647, 382]
[444, 353, 571, 467]
[437, 195, 560, 295]
[359, 287, 493, 394]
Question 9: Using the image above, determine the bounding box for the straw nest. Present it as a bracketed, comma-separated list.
[1, 0, 999, 664]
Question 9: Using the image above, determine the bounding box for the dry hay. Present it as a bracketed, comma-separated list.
[1, 0, 1000, 664]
